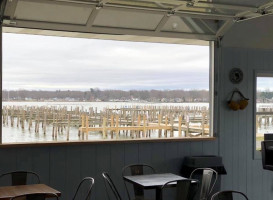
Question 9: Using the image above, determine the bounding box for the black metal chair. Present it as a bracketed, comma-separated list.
[0, 171, 40, 186]
[160, 179, 199, 200]
[211, 190, 248, 200]
[72, 177, 94, 200]
[261, 141, 273, 171]
[122, 164, 155, 200]
[102, 172, 122, 200]
[189, 168, 218, 200]
[11, 192, 59, 200]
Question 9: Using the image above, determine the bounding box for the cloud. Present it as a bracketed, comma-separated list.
[3, 33, 209, 91]
[257, 77, 273, 91]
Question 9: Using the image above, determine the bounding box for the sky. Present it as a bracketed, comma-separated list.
[257, 77, 273, 91]
[3, 33, 210, 91]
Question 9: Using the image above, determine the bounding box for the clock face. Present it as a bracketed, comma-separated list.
[229, 68, 243, 84]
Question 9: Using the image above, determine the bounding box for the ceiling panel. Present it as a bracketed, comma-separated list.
[93, 9, 164, 30]
[14, 0, 93, 25]
[161, 16, 193, 33]
[212, 0, 270, 7]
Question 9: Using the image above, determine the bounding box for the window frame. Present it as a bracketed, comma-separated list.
[0, 31, 215, 145]
[253, 70, 273, 159]
[0, 26, 2, 144]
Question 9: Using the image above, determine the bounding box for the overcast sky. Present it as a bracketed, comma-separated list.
[257, 77, 273, 91]
[3, 33, 210, 91]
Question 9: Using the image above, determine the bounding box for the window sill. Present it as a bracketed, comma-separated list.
[0, 137, 216, 148]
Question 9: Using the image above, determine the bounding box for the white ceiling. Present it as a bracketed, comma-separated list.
[14, 0, 93, 25]
[1, 0, 273, 44]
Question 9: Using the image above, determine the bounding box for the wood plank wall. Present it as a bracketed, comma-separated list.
[0, 141, 217, 199]
[218, 47, 273, 200]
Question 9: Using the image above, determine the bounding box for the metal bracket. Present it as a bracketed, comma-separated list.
[96, 0, 110, 9]
[257, 8, 269, 15]
[166, 10, 175, 17]
[96, 4, 103, 9]
[216, 36, 222, 48]
[3, 19, 16, 26]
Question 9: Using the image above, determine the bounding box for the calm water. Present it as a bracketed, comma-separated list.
[2, 101, 209, 143]
[2, 101, 209, 111]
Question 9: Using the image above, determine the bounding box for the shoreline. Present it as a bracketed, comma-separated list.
[2, 100, 209, 104]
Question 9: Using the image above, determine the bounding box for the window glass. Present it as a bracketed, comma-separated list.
[2, 33, 211, 143]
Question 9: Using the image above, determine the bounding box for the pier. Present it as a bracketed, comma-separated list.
[2, 105, 210, 141]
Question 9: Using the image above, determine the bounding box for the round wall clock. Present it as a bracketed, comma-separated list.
[229, 68, 243, 84]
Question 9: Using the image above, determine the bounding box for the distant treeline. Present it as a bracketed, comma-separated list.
[2, 89, 209, 102]
[257, 90, 273, 102]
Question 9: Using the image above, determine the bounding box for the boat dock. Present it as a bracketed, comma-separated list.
[2, 105, 210, 140]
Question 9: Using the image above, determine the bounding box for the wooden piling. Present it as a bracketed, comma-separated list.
[67, 114, 71, 141]
[103, 117, 107, 139]
[178, 115, 182, 137]
[115, 115, 119, 139]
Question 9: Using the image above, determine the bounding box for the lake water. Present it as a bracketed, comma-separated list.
[2, 101, 209, 111]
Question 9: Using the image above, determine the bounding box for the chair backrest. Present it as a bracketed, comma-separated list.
[122, 164, 155, 200]
[189, 168, 218, 200]
[160, 179, 198, 200]
[211, 190, 248, 200]
[102, 172, 122, 200]
[261, 141, 273, 171]
[11, 192, 59, 200]
[0, 171, 40, 186]
[72, 177, 94, 200]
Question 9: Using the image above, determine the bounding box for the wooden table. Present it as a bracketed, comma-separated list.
[0, 184, 61, 200]
[123, 173, 188, 200]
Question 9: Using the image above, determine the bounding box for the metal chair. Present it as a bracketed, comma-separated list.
[211, 190, 248, 200]
[122, 164, 155, 200]
[189, 168, 218, 200]
[72, 177, 94, 200]
[160, 179, 199, 200]
[0, 171, 40, 186]
[261, 141, 273, 171]
[11, 192, 59, 200]
[102, 172, 122, 200]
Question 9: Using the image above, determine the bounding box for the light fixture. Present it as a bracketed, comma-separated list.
[172, 22, 178, 29]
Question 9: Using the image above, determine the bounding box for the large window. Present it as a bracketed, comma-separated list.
[2, 33, 213, 143]
[255, 73, 273, 155]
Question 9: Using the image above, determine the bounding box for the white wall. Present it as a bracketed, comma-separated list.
[221, 15, 273, 50]
[217, 46, 273, 200]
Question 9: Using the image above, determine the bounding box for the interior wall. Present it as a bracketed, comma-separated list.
[217, 46, 273, 200]
[0, 141, 217, 199]
[221, 14, 273, 50]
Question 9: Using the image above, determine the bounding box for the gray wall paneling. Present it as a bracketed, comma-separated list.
[218, 47, 273, 200]
[222, 15, 273, 50]
[0, 141, 218, 200]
